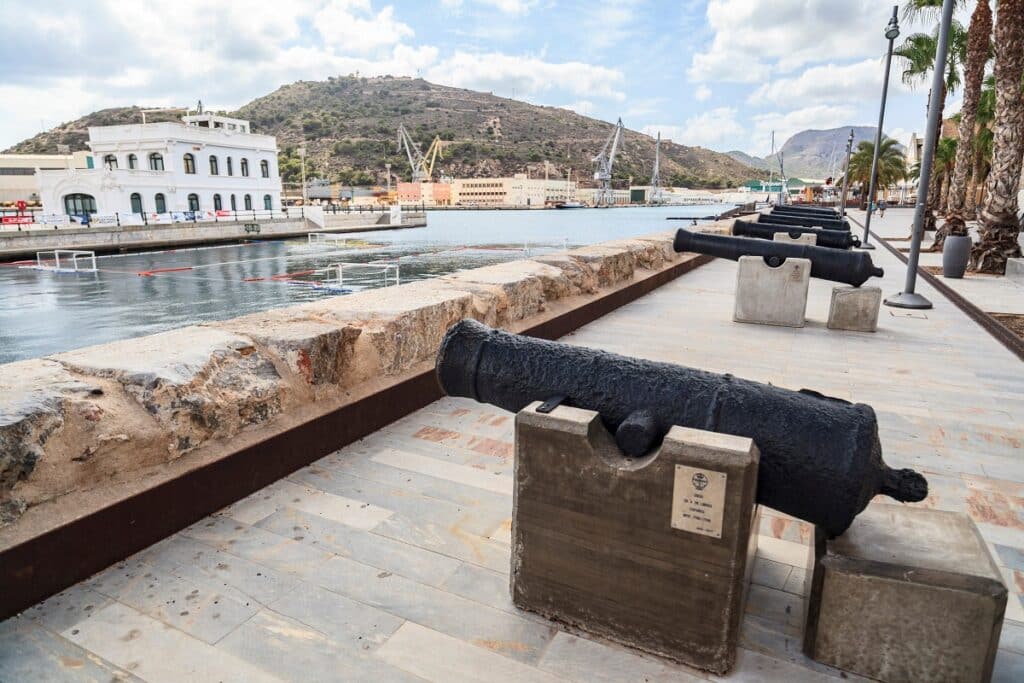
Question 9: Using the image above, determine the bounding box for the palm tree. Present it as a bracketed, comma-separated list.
[971, 0, 1024, 273]
[967, 76, 998, 213]
[938, 0, 993, 249]
[848, 138, 908, 208]
[894, 13, 966, 231]
[933, 137, 958, 212]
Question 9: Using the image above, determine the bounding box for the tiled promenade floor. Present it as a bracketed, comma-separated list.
[2, 236, 1023, 681]
[851, 207, 1024, 315]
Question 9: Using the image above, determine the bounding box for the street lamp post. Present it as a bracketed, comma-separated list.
[385, 162, 392, 196]
[885, 0, 955, 309]
[861, 5, 901, 250]
[839, 129, 855, 216]
[298, 147, 307, 205]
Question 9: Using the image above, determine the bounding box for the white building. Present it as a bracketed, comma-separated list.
[37, 113, 282, 219]
[0, 151, 92, 205]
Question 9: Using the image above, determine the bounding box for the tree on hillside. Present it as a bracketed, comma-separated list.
[971, 0, 1024, 273]
[938, 0, 993, 249]
[894, 9, 966, 231]
[848, 138, 907, 208]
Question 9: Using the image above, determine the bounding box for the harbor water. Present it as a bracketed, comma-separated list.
[0, 205, 728, 364]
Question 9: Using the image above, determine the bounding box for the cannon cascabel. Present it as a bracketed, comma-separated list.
[435, 319, 927, 537]
[673, 229, 883, 287]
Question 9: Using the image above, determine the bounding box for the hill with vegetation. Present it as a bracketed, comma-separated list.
[7, 76, 757, 189]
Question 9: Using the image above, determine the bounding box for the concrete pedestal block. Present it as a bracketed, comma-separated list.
[1007, 258, 1024, 285]
[804, 506, 1007, 683]
[513, 402, 760, 674]
[827, 285, 882, 333]
[773, 232, 817, 245]
[733, 255, 810, 328]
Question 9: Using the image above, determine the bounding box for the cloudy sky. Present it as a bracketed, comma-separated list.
[1, 0, 958, 155]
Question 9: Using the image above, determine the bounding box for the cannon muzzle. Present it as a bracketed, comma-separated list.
[674, 229, 882, 286]
[436, 319, 927, 537]
[763, 212, 850, 231]
[732, 220, 860, 249]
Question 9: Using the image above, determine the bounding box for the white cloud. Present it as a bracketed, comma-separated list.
[315, 2, 414, 53]
[749, 105, 857, 156]
[426, 52, 626, 102]
[642, 107, 745, 150]
[689, 1, 897, 83]
[747, 58, 912, 108]
[440, 0, 538, 14]
[695, 85, 712, 102]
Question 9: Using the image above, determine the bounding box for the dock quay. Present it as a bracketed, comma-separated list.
[0, 210, 427, 261]
[1, 208, 1022, 681]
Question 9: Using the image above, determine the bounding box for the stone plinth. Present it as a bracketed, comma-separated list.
[733, 255, 810, 328]
[512, 403, 760, 674]
[1006, 258, 1024, 285]
[827, 285, 882, 333]
[772, 232, 817, 245]
[804, 505, 1006, 683]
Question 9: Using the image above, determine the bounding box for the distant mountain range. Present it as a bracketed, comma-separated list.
[6, 76, 758, 189]
[727, 126, 894, 180]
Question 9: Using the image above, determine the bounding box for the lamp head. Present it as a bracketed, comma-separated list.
[885, 16, 900, 40]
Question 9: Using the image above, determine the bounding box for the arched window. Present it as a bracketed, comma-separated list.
[260, 159, 269, 178]
[230, 194, 237, 211]
[209, 155, 219, 175]
[263, 194, 272, 210]
[103, 154, 117, 170]
[214, 194, 222, 211]
[227, 157, 233, 176]
[187, 193, 200, 211]
[183, 153, 196, 174]
[63, 193, 97, 215]
[149, 153, 164, 171]
[155, 193, 166, 213]
[240, 158, 249, 177]
[130, 193, 143, 213]
[127, 154, 138, 170]
[244, 194, 252, 210]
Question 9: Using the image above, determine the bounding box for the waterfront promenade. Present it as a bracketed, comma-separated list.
[1, 219, 1022, 681]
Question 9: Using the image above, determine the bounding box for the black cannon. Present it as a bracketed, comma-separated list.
[772, 205, 839, 217]
[436, 319, 927, 537]
[732, 220, 860, 250]
[673, 229, 882, 286]
[764, 212, 850, 231]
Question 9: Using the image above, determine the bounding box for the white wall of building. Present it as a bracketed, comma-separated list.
[0, 151, 92, 204]
[37, 115, 282, 216]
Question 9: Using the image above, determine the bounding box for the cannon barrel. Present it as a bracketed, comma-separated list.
[436, 319, 927, 537]
[764, 212, 850, 231]
[772, 206, 839, 217]
[732, 219, 860, 249]
[673, 229, 882, 286]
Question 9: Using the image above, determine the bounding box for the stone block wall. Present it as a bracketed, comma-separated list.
[0, 224, 727, 530]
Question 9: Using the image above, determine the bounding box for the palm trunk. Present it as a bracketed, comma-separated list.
[923, 83, 947, 233]
[970, 2, 1019, 274]
[971, 0, 1024, 274]
[938, 0, 993, 248]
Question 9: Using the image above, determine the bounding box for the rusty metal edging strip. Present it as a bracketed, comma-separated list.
[861, 221, 1024, 362]
[0, 252, 713, 620]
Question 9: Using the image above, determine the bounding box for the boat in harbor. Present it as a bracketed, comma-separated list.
[555, 201, 585, 209]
